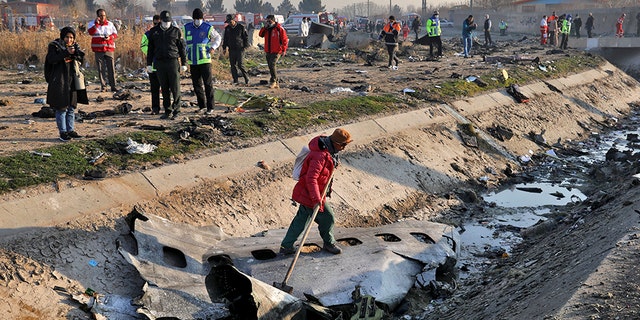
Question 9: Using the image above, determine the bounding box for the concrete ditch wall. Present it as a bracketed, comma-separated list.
[0, 61, 638, 237]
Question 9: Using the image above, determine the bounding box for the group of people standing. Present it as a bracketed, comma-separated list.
[539, 12, 573, 49]
[43, 8, 292, 141]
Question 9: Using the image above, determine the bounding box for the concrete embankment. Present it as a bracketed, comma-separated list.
[0, 61, 638, 237]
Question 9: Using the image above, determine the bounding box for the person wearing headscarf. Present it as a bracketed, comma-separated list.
[45, 26, 87, 141]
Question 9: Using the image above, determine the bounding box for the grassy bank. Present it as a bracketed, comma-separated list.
[0, 47, 606, 194]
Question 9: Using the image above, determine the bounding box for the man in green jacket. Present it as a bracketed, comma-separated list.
[559, 14, 571, 50]
[426, 11, 442, 58]
[140, 14, 160, 115]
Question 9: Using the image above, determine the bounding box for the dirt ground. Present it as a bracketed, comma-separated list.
[0, 34, 639, 319]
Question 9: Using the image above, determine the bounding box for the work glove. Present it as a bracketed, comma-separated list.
[181, 65, 188, 73]
[146, 65, 153, 74]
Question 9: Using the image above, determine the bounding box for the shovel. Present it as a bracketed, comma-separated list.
[274, 171, 335, 293]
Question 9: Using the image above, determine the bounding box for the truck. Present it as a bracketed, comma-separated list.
[1, 1, 58, 31]
[205, 13, 244, 32]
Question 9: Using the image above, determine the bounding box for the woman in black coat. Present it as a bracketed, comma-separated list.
[45, 26, 86, 141]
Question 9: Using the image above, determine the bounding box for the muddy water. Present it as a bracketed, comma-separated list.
[456, 111, 640, 279]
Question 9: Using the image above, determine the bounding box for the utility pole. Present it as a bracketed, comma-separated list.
[470, 0, 473, 11]
[367, 0, 370, 17]
[389, 0, 391, 15]
[422, 0, 426, 18]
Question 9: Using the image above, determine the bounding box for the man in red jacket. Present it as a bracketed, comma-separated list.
[259, 14, 288, 88]
[280, 128, 353, 255]
[88, 9, 118, 92]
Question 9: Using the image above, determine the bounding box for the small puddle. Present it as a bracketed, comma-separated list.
[456, 184, 587, 279]
[457, 208, 549, 278]
[483, 182, 587, 207]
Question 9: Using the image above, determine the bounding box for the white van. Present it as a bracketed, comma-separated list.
[172, 15, 193, 27]
[282, 13, 319, 36]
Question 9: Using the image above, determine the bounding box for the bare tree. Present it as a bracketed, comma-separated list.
[235, 0, 267, 13]
[263, 2, 274, 13]
[187, 0, 204, 12]
[153, 0, 174, 13]
[298, 0, 325, 13]
[473, 0, 511, 11]
[277, 0, 296, 15]
[109, 0, 137, 18]
[207, 0, 225, 14]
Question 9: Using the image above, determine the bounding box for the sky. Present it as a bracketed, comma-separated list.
[219, 0, 456, 14]
[127, 0, 458, 16]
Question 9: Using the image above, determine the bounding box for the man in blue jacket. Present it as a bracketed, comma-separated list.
[183, 8, 221, 114]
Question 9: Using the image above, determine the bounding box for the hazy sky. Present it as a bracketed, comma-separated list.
[219, 0, 456, 13]
[127, 0, 458, 15]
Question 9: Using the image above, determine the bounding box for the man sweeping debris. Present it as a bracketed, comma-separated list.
[279, 128, 353, 255]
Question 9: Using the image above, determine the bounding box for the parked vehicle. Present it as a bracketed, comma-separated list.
[282, 12, 335, 36]
[401, 12, 420, 28]
[440, 19, 454, 27]
[242, 12, 263, 29]
[13, 14, 55, 31]
[205, 13, 244, 32]
[172, 15, 192, 27]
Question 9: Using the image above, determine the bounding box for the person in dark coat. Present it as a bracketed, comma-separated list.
[147, 10, 187, 120]
[222, 14, 250, 85]
[572, 14, 582, 38]
[411, 16, 421, 39]
[45, 26, 86, 141]
[585, 12, 595, 38]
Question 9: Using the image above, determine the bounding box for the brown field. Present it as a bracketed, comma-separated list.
[0, 28, 151, 71]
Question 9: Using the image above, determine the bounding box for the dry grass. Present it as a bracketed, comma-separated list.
[0, 29, 231, 81]
[0, 29, 149, 70]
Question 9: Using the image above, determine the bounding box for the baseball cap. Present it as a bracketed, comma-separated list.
[160, 11, 172, 23]
[225, 14, 234, 23]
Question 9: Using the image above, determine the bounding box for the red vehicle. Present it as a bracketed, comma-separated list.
[241, 12, 263, 29]
[319, 12, 336, 25]
[205, 13, 244, 31]
[17, 14, 55, 31]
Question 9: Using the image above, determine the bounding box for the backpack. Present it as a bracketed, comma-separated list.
[292, 145, 310, 180]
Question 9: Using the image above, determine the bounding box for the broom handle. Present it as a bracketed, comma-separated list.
[282, 170, 335, 286]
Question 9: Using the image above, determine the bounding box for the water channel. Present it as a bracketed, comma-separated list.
[455, 106, 640, 280]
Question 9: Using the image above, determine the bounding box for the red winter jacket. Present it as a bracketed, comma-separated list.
[292, 136, 335, 211]
[88, 20, 118, 53]
[259, 23, 288, 54]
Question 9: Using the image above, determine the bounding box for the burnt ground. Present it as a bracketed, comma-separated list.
[0, 33, 639, 319]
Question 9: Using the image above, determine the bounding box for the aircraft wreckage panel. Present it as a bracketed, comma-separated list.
[119, 213, 458, 318]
